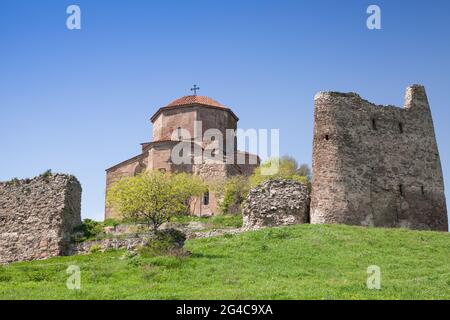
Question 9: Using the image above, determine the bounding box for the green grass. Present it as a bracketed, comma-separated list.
[0, 224, 449, 299]
[171, 214, 243, 229]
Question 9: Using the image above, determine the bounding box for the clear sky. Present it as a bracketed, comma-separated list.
[1, 0, 449, 221]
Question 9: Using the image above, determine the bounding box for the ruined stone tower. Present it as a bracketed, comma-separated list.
[311, 85, 448, 231]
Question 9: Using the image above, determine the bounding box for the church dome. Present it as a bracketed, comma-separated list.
[151, 95, 239, 122]
[165, 95, 226, 109]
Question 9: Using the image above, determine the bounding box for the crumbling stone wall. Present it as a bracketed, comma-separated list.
[243, 179, 310, 229]
[311, 85, 448, 231]
[0, 174, 82, 264]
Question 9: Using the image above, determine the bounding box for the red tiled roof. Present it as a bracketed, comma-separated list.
[150, 95, 239, 122]
[165, 95, 226, 109]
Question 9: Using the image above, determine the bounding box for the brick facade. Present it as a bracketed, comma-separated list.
[105, 95, 259, 220]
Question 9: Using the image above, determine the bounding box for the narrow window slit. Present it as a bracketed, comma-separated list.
[203, 191, 210, 205]
[372, 118, 377, 131]
[399, 122, 404, 134]
[399, 184, 403, 196]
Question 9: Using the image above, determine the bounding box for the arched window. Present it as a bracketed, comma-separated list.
[177, 127, 182, 140]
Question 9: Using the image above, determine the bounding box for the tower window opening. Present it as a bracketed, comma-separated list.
[372, 118, 377, 131]
[399, 184, 403, 196]
[177, 127, 182, 140]
[399, 122, 404, 134]
[421, 186, 425, 196]
[325, 134, 329, 141]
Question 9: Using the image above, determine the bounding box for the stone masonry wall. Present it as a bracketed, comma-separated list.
[0, 174, 82, 264]
[311, 85, 448, 231]
[243, 179, 310, 229]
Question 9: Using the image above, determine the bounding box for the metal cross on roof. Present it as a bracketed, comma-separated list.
[190, 84, 200, 96]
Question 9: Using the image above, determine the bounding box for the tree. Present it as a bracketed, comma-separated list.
[297, 164, 312, 181]
[171, 172, 208, 215]
[250, 156, 311, 187]
[106, 171, 206, 232]
[215, 175, 250, 214]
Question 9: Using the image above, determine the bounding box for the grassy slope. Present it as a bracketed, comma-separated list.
[0, 224, 449, 300]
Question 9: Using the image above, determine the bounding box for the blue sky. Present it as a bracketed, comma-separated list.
[1, 0, 449, 221]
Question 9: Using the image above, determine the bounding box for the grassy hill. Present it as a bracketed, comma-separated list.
[0, 224, 449, 299]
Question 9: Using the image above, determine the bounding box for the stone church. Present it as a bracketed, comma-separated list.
[105, 92, 260, 220]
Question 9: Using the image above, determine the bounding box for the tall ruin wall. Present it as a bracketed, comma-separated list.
[311, 85, 448, 231]
[0, 174, 82, 264]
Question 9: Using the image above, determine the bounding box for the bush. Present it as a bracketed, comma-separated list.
[74, 219, 105, 241]
[138, 229, 188, 257]
[89, 244, 102, 254]
[103, 218, 120, 228]
[39, 169, 53, 182]
[8, 178, 20, 185]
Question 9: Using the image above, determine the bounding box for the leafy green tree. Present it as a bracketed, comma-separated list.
[171, 172, 208, 215]
[250, 156, 311, 187]
[216, 175, 250, 214]
[106, 171, 206, 232]
[297, 163, 312, 181]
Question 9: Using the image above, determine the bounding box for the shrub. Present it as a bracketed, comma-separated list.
[40, 169, 52, 182]
[9, 178, 20, 185]
[138, 229, 188, 257]
[89, 244, 102, 254]
[74, 219, 105, 241]
[103, 218, 120, 228]
[250, 156, 310, 188]
[157, 228, 186, 246]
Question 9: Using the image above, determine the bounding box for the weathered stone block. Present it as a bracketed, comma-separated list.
[0, 174, 82, 264]
[243, 179, 310, 229]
